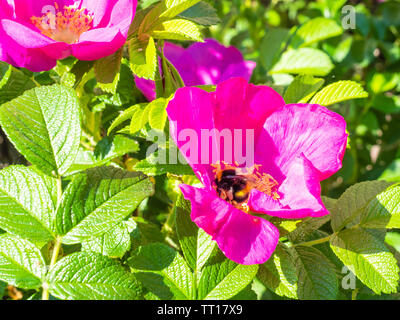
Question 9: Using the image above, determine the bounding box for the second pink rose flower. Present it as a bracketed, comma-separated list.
[135, 39, 256, 101]
[0, 0, 137, 71]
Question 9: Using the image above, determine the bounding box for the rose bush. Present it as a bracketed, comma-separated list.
[0, 0, 399, 302]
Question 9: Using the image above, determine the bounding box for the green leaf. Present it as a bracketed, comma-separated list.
[175, 194, 216, 272]
[197, 249, 258, 300]
[0, 85, 81, 177]
[283, 75, 325, 104]
[257, 244, 298, 299]
[271, 48, 334, 76]
[195, 85, 216, 92]
[0, 280, 5, 297]
[322, 196, 337, 213]
[287, 215, 331, 243]
[292, 246, 338, 300]
[368, 73, 399, 94]
[310, 81, 369, 106]
[64, 148, 104, 176]
[330, 228, 399, 294]
[161, 0, 202, 19]
[56, 166, 154, 244]
[129, 37, 157, 80]
[69, 60, 95, 87]
[48, 251, 142, 300]
[82, 218, 137, 258]
[127, 243, 193, 300]
[371, 94, 400, 114]
[293, 17, 343, 48]
[0, 166, 56, 243]
[331, 181, 392, 232]
[148, 98, 168, 131]
[130, 217, 165, 249]
[0, 234, 46, 290]
[0, 62, 36, 105]
[152, 19, 203, 42]
[360, 184, 400, 229]
[108, 103, 148, 135]
[131, 104, 151, 134]
[160, 53, 185, 97]
[382, 1, 400, 26]
[134, 150, 194, 176]
[379, 160, 400, 182]
[94, 134, 139, 162]
[386, 232, 400, 253]
[178, 1, 220, 26]
[259, 28, 290, 71]
[94, 48, 123, 85]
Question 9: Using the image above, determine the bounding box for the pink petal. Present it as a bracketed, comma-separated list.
[248, 155, 329, 219]
[167, 87, 216, 187]
[216, 210, 279, 265]
[180, 184, 232, 236]
[3, 0, 57, 20]
[1, 19, 56, 48]
[136, 40, 256, 100]
[1, 18, 73, 60]
[180, 184, 279, 265]
[212, 77, 285, 141]
[80, 0, 136, 30]
[0, 30, 11, 63]
[0, 30, 56, 71]
[134, 77, 156, 101]
[164, 41, 186, 66]
[219, 61, 256, 83]
[278, 155, 328, 216]
[256, 103, 348, 181]
[71, 27, 125, 60]
[180, 39, 254, 86]
[167, 78, 285, 184]
[186, 39, 245, 75]
[0, 1, 14, 18]
[73, 0, 136, 60]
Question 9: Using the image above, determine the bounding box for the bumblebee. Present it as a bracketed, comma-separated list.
[212, 162, 280, 211]
[214, 168, 252, 205]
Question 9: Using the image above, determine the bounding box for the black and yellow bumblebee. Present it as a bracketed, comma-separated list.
[214, 168, 252, 205]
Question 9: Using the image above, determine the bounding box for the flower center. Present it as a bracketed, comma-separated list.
[30, 3, 93, 44]
[212, 162, 280, 213]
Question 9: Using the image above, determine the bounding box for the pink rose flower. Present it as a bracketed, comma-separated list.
[0, 0, 137, 72]
[135, 39, 256, 101]
[166, 77, 348, 265]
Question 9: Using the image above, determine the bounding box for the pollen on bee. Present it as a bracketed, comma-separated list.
[211, 161, 280, 212]
[30, 2, 93, 44]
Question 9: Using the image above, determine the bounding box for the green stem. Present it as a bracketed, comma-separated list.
[56, 176, 62, 208]
[294, 235, 331, 247]
[42, 176, 63, 300]
[42, 237, 62, 300]
[41, 285, 49, 300]
[49, 237, 62, 269]
[352, 288, 359, 301]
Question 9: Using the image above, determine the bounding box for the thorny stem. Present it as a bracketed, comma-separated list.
[42, 176, 63, 300]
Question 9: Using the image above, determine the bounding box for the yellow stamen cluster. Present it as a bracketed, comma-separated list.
[31, 2, 93, 44]
[212, 161, 280, 213]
